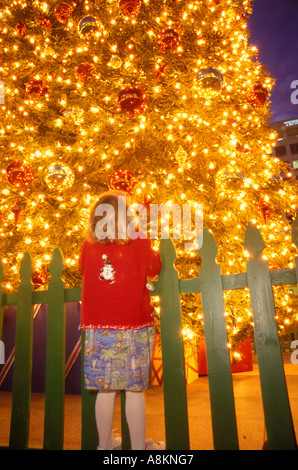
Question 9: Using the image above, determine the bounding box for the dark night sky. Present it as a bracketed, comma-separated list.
[247, 0, 298, 122]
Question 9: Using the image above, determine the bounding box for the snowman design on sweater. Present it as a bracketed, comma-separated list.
[99, 254, 116, 284]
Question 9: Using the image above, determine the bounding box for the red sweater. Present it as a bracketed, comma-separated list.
[79, 235, 162, 330]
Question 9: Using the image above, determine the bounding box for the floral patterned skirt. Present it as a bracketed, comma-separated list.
[83, 327, 155, 391]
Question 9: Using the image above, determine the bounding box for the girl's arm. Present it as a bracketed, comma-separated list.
[146, 247, 162, 278]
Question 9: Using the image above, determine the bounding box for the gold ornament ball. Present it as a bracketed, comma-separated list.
[196, 68, 223, 94]
[215, 167, 244, 189]
[78, 16, 103, 36]
[45, 162, 75, 191]
[110, 55, 122, 69]
[63, 106, 84, 124]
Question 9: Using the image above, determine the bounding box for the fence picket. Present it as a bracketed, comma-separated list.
[198, 228, 239, 450]
[43, 248, 66, 449]
[9, 252, 34, 449]
[158, 237, 189, 450]
[244, 223, 297, 450]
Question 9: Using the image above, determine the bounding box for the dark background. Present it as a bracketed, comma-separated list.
[248, 0, 298, 122]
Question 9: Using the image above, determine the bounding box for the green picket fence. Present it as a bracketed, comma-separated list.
[0, 219, 298, 450]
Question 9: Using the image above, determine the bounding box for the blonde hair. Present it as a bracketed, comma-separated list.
[86, 191, 137, 244]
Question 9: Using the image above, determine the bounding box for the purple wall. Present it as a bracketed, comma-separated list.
[0, 302, 82, 395]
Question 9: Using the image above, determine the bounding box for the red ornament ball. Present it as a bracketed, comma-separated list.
[258, 199, 274, 222]
[109, 169, 137, 195]
[119, 0, 142, 16]
[54, 2, 73, 23]
[75, 62, 95, 81]
[39, 17, 52, 29]
[246, 84, 268, 106]
[117, 86, 148, 116]
[32, 269, 48, 289]
[25, 78, 48, 96]
[157, 28, 180, 52]
[16, 21, 26, 37]
[6, 160, 34, 188]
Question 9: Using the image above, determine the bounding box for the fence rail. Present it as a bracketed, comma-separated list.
[0, 219, 298, 450]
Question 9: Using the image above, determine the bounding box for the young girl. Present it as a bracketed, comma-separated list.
[79, 191, 163, 450]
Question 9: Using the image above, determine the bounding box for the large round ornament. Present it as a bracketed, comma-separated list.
[215, 166, 244, 189]
[75, 62, 95, 81]
[54, 2, 73, 23]
[109, 55, 122, 69]
[25, 78, 48, 96]
[246, 84, 268, 106]
[6, 160, 34, 188]
[78, 16, 103, 36]
[269, 174, 282, 185]
[119, 0, 142, 16]
[157, 28, 180, 52]
[109, 169, 137, 195]
[117, 86, 148, 116]
[63, 106, 84, 124]
[44, 162, 75, 191]
[196, 68, 223, 94]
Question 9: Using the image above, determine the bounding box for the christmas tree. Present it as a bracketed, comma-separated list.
[0, 0, 297, 355]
